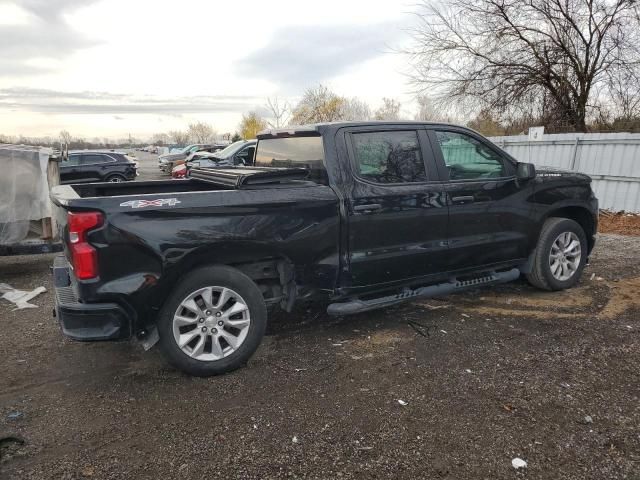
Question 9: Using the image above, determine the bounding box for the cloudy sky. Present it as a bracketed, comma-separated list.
[0, 0, 419, 140]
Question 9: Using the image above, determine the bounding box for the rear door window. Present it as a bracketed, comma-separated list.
[351, 130, 428, 184]
[64, 154, 81, 166]
[81, 154, 112, 165]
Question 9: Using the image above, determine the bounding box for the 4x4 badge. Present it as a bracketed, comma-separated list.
[120, 198, 181, 208]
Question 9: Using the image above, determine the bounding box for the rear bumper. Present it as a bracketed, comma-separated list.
[53, 256, 131, 341]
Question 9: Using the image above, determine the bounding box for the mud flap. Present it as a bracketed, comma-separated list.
[139, 326, 160, 351]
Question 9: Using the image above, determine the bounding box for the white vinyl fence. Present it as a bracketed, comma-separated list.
[488, 132, 640, 213]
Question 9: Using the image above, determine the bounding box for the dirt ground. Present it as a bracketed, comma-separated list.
[599, 211, 640, 236]
[0, 234, 638, 480]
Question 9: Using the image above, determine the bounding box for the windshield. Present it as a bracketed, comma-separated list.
[254, 136, 326, 183]
[214, 141, 248, 158]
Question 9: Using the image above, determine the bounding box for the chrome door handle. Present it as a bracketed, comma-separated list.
[353, 203, 382, 213]
[451, 195, 474, 204]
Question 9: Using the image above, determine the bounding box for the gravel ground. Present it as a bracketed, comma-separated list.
[0, 234, 638, 479]
[130, 150, 167, 181]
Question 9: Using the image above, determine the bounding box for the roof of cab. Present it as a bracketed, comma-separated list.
[256, 121, 463, 139]
[69, 149, 128, 155]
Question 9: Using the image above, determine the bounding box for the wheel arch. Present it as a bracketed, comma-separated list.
[544, 205, 597, 253]
[105, 172, 126, 182]
[161, 242, 298, 314]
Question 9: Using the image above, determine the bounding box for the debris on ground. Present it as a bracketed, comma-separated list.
[512, 457, 527, 469]
[584, 415, 593, 424]
[407, 320, 438, 337]
[0, 436, 25, 461]
[0, 283, 46, 310]
[598, 210, 640, 236]
[6, 411, 23, 420]
[397, 399, 408, 406]
[292, 436, 299, 444]
[419, 303, 451, 310]
[81, 466, 95, 477]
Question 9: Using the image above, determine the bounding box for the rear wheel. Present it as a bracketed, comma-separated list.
[157, 265, 267, 376]
[105, 174, 126, 183]
[526, 217, 587, 291]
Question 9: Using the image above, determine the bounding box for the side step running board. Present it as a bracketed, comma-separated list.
[326, 268, 520, 316]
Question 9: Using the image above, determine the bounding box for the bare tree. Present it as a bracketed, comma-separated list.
[187, 122, 216, 143]
[0, 133, 16, 144]
[290, 85, 347, 124]
[168, 130, 190, 145]
[151, 132, 169, 145]
[606, 67, 640, 120]
[59, 130, 72, 147]
[342, 97, 372, 121]
[467, 109, 506, 135]
[407, 0, 640, 132]
[265, 97, 291, 128]
[415, 94, 451, 122]
[374, 98, 401, 121]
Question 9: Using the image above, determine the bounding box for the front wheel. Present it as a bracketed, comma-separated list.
[157, 266, 267, 376]
[526, 217, 588, 291]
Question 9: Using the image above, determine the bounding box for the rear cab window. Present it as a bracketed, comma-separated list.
[255, 136, 327, 183]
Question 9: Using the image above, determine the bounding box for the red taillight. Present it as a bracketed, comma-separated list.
[68, 211, 103, 280]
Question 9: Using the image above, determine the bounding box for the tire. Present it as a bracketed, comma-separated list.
[526, 217, 587, 291]
[157, 265, 267, 376]
[105, 174, 126, 183]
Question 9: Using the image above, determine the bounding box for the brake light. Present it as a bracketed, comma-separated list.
[68, 211, 103, 280]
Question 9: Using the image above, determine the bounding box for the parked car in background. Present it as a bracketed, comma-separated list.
[171, 163, 188, 178]
[158, 144, 227, 173]
[170, 140, 257, 178]
[60, 151, 138, 183]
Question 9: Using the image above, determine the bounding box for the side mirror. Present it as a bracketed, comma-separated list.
[516, 162, 536, 180]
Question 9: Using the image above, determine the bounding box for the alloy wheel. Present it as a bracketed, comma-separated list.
[549, 231, 581, 281]
[172, 286, 251, 362]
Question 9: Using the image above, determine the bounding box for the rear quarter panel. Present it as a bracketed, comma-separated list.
[66, 186, 340, 330]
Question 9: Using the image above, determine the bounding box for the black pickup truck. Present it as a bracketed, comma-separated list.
[50, 122, 598, 376]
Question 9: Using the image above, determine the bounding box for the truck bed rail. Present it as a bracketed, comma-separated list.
[189, 167, 309, 188]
